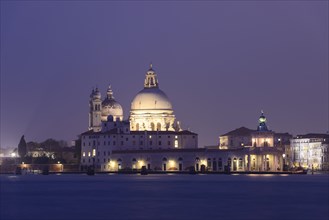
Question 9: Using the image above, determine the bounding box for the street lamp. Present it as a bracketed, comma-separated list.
[282, 154, 286, 171]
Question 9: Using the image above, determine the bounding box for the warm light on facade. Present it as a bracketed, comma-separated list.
[92, 149, 96, 157]
[174, 140, 178, 148]
[88, 152, 91, 157]
[169, 160, 175, 166]
[138, 160, 145, 168]
[110, 161, 116, 167]
[82, 152, 86, 157]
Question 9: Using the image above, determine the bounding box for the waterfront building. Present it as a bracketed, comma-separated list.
[290, 134, 329, 171]
[80, 65, 285, 172]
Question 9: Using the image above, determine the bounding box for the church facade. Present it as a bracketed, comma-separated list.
[80, 65, 285, 172]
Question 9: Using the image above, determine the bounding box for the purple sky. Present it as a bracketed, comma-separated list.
[1, 1, 328, 149]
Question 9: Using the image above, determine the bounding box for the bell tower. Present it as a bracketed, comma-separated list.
[88, 87, 102, 132]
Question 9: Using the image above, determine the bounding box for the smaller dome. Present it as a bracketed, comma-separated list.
[101, 86, 123, 121]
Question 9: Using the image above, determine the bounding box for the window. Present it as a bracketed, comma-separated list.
[158, 141, 162, 146]
[174, 140, 178, 148]
[149, 141, 152, 145]
[104, 151, 106, 156]
[92, 149, 96, 157]
[140, 141, 143, 145]
[121, 141, 124, 146]
[126, 138, 128, 141]
[82, 152, 86, 157]
[168, 141, 171, 146]
[113, 141, 116, 145]
[238, 158, 243, 169]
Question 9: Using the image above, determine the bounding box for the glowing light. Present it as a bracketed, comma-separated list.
[169, 160, 175, 166]
[57, 161, 60, 164]
[138, 160, 145, 166]
[82, 152, 86, 157]
[88, 152, 91, 157]
[282, 154, 286, 158]
[92, 149, 96, 157]
[149, 135, 152, 139]
[175, 136, 178, 139]
[174, 140, 178, 148]
[11, 152, 16, 157]
[200, 160, 207, 165]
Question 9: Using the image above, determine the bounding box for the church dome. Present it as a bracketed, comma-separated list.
[129, 64, 176, 131]
[101, 86, 123, 121]
[131, 87, 173, 111]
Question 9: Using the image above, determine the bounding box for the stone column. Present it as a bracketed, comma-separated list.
[248, 154, 251, 171]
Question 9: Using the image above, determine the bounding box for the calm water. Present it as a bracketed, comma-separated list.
[0, 174, 328, 220]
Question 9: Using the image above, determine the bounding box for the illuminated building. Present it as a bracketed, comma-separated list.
[219, 112, 292, 149]
[130, 64, 176, 132]
[290, 134, 329, 171]
[80, 65, 286, 172]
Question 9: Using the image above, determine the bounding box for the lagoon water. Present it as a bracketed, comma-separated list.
[0, 174, 328, 220]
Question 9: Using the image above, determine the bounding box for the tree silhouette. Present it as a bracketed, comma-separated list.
[18, 135, 27, 159]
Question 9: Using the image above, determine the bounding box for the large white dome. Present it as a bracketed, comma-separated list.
[131, 87, 173, 111]
[129, 64, 176, 131]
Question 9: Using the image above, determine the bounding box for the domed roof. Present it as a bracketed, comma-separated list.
[101, 86, 123, 118]
[131, 87, 173, 110]
[131, 64, 173, 111]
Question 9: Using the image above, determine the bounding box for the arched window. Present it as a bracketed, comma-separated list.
[238, 158, 243, 169]
[227, 158, 232, 167]
[157, 123, 161, 131]
[233, 158, 237, 171]
[151, 122, 155, 131]
[136, 123, 139, 131]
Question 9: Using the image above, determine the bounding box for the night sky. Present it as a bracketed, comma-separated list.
[1, 1, 328, 149]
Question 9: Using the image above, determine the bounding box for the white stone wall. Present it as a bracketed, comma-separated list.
[291, 138, 327, 170]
